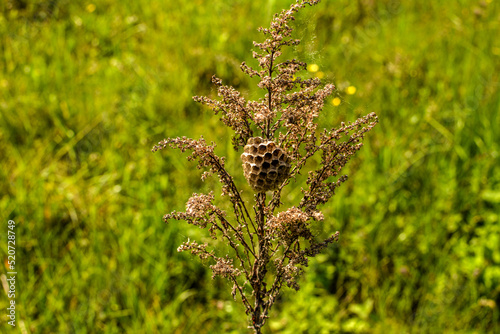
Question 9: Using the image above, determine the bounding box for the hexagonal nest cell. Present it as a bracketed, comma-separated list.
[241, 137, 291, 193]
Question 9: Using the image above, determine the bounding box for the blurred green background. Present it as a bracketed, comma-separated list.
[1, 0, 499, 333]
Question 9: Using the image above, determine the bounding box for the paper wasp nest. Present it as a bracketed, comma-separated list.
[241, 137, 291, 193]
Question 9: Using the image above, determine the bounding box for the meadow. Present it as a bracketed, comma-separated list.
[1, 0, 499, 333]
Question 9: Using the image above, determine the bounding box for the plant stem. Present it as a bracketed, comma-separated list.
[251, 192, 268, 332]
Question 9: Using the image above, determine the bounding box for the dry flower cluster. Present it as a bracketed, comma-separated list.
[153, 1, 378, 332]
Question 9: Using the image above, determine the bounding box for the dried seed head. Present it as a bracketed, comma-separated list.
[241, 137, 291, 192]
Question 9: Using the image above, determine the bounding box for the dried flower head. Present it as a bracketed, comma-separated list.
[153, 1, 378, 333]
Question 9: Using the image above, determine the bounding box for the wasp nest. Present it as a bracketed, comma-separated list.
[241, 137, 291, 193]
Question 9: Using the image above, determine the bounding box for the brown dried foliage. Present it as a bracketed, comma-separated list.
[153, 1, 378, 333]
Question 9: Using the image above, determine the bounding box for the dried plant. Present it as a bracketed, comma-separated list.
[153, 1, 378, 332]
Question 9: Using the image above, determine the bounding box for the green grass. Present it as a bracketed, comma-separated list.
[1, 0, 499, 333]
